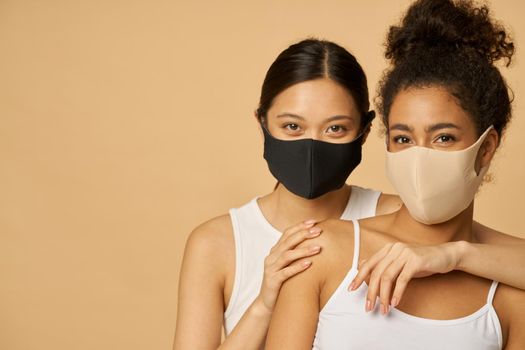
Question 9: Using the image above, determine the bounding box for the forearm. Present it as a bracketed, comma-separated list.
[219, 297, 272, 350]
[265, 288, 319, 349]
[265, 263, 322, 348]
[456, 241, 525, 290]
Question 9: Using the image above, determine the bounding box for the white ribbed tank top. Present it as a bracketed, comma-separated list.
[313, 220, 502, 350]
[224, 186, 381, 336]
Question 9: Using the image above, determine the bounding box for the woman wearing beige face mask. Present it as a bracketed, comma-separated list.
[266, 0, 525, 349]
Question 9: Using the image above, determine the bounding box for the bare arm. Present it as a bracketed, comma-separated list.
[350, 222, 525, 313]
[221, 220, 322, 349]
[499, 284, 525, 349]
[458, 223, 525, 290]
[218, 300, 273, 350]
[174, 217, 323, 350]
[265, 251, 322, 349]
[265, 220, 352, 349]
[173, 218, 228, 350]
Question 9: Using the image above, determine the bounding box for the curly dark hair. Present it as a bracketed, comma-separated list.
[377, 0, 515, 141]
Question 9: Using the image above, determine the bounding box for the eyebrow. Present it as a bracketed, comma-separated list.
[326, 115, 355, 123]
[389, 123, 412, 132]
[425, 123, 460, 133]
[389, 122, 460, 132]
[276, 113, 306, 120]
[276, 113, 354, 123]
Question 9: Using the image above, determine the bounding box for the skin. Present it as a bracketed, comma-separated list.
[173, 78, 402, 350]
[265, 86, 525, 349]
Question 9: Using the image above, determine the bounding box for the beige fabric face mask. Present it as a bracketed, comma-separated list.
[385, 126, 493, 225]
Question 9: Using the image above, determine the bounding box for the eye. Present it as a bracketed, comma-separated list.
[284, 123, 301, 131]
[326, 125, 347, 134]
[393, 135, 411, 144]
[435, 134, 456, 143]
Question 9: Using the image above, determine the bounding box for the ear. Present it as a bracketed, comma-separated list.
[475, 128, 499, 172]
[254, 110, 265, 138]
[254, 109, 267, 126]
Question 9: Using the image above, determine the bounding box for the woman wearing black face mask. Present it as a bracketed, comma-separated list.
[174, 38, 403, 350]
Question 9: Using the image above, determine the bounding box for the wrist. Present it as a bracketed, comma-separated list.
[453, 240, 472, 271]
[250, 296, 273, 320]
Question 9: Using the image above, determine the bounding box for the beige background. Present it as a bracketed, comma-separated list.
[1, 0, 524, 349]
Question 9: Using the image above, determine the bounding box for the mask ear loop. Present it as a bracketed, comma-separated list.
[258, 116, 277, 139]
[258, 115, 281, 191]
[473, 125, 495, 176]
[354, 110, 376, 141]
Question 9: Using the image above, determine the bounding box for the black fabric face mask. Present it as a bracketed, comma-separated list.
[262, 113, 374, 199]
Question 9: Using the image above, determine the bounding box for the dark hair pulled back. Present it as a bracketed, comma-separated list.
[378, 0, 515, 140]
[257, 39, 371, 128]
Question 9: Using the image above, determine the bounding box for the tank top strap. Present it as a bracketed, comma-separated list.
[486, 281, 499, 305]
[351, 220, 361, 270]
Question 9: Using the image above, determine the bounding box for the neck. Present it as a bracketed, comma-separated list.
[258, 184, 351, 232]
[390, 202, 475, 245]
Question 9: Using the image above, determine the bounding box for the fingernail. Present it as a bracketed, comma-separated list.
[365, 299, 371, 312]
[348, 281, 356, 291]
[304, 219, 316, 226]
[310, 245, 321, 253]
[302, 260, 312, 268]
[380, 304, 389, 315]
[391, 297, 398, 307]
[308, 227, 322, 236]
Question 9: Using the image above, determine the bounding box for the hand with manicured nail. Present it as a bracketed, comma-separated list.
[348, 242, 459, 314]
[256, 220, 323, 313]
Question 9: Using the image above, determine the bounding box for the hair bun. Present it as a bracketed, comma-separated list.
[385, 0, 514, 66]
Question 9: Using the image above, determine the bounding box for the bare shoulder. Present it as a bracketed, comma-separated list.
[376, 193, 403, 216]
[494, 283, 525, 341]
[473, 221, 525, 245]
[497, 283, 525, 303]
[312, 219, 356, 249]
[184, 214, 234, 262]
[300, 219, 358, 270]
[285, 219, 355, 271]
[292, 217, 397, 272]
[176, 215, 234, 349]
[188, 214, 233, 246]
[287, 219, 357, 308]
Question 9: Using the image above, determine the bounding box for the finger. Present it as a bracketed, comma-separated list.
[270, 222, 319, 258]
[365, 246, 404, 312]
[280, 219, 317, 242]
[390, 265, 415, 308]
[266, 227, 322, 269]
[276, 245, 322, 269]
[349, 245, 390, 291]
[278, 259, 313, 282]
[379, 259, 406, 314]
[281, 226, 322, 252]
[358, 259, 367, 269]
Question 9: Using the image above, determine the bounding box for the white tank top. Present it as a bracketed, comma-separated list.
[313, 220, 503, 350]
[224, 186, 381, 335]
